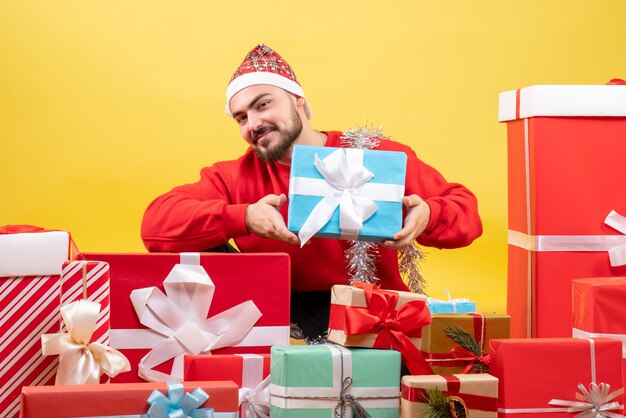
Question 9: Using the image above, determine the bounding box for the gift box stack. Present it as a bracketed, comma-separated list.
[8, 87, 626, 418]
[489, 81, 626, 416]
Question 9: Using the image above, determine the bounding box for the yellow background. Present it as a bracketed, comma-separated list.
[2, 1, 625, 314]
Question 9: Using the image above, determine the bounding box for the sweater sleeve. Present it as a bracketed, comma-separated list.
[141, 163, 250, 252]
[403, 146, 483, 249]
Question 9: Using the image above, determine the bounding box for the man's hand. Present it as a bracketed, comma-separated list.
[382, 194, 430, 250]
[246, 194, 300, 245]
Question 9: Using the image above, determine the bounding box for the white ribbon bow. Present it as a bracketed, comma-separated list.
[297, 149, 378, 246]
[549, 383, 625, 418]
[605, 211, 626, 267]
[239, 376, 271, 418]
[130, 263, 262, 382]
[41, 300, 131, 385]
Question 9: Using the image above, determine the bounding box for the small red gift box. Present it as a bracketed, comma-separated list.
[490, 338, 624, 417]
[573, 277, 626, 393]
[185, 353, 270, 418]
[20, 380, 239, 418]
[76, 252, 290, 382]
[499, 84, 626, 338]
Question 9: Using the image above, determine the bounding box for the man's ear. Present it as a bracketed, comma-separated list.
[294, 94, 306, 109]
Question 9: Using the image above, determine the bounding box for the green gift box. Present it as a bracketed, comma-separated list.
[270, 344, 400, 418]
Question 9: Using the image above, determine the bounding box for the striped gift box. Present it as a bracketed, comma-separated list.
[59, 260, 110, 346]
[0, 274, 61, 418]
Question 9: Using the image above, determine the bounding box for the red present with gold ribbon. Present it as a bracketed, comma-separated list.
[327, 282, 433, 375]
[401, 374, 498, 418]
[490, 338, 624, 417]
[420, 313, 510, 375]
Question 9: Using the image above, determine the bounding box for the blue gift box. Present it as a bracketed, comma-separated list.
[426, 298, 476, 314]
[287, 145, 407, 244]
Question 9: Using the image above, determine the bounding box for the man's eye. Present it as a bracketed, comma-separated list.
[259, 101, 270, 108]
[237, 115, 247, 124]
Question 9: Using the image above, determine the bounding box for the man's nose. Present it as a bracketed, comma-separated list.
[247, 112, 262, 132]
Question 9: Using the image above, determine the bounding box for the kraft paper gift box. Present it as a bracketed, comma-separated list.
[270, 344, 401, 418]
[327, 283, 433, 375]
[20, 380, 239, 418]
[573, 277, 626, 392]
[420, 313, 510, 375]
[287, 144, 407, 244]
[401, 374, 498, 418]
[498, 83, 626, 338]
[184, 353, 271, 418]
[76, 252, 290, 382]
[0, 227, 71, 418]
[490, 338, 624, 417]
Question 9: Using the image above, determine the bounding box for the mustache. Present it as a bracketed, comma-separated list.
[251, 125, 277, 141]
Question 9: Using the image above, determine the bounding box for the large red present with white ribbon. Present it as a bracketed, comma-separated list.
[184, 353, 270, 418]
[573, 277, 626, 395]
[0, 226, 71, 418]
[75, 252, 290, 383]
[490, 338, 624, 417]
[327, 282, 433, 375]
[498, 82, 626, 338]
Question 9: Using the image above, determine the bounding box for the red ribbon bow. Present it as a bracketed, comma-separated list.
[340, 282, 433, 375]
[450, 346, 490, 374]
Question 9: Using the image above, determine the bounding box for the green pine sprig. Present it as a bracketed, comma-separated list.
[421, 388, 451, 418]
[444, 325, 489, 373]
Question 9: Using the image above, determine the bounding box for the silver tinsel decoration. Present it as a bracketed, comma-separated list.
[340, 126, 385, 286]
[345, 241, 380, 285]
[399, 242, 427, 294]
[340, 125, 427, 292]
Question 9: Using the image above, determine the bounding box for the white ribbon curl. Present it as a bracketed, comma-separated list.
[549, 383, 625, 418]
[41, 299, 130, 385]
[238, 354, 271, 418]
[129, 263, 262, 382]
[290, 148, 404, 246]
[240, 376, 271, 418]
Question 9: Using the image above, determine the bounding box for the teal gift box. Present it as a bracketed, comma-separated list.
[270, 344, 400, 418]
[287, 145, 407, 244]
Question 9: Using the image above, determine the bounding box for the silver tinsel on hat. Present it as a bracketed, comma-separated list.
[340, 125, 427, 293]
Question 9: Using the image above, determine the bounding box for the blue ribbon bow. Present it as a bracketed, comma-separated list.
[144, 382, 215, 418]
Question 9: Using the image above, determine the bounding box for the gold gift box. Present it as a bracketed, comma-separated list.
[421, 314, 510, 374]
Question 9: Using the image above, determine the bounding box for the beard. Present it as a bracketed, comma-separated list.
[252, 103, 303, 163]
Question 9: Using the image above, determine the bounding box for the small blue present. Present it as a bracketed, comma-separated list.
[287, 145, 407, 245]
[427, 292, 476, 314]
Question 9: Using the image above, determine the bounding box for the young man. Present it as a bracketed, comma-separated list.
[141, 44, 482, 338]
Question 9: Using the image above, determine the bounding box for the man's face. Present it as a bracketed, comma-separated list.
[229, 85, 303, 163]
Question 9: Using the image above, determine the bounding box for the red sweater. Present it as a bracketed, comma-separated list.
[141, 131, 482, 291]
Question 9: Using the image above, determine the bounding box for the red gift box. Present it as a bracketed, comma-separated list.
[0, 227, 74, 418]
[76, 252, 290, 382]
[499, 84, 626, 338]
[490, 338, 624, 417]
[185, 353, 271, 418]
[573, 277, 626, 393]
[20, 380, 239, 418]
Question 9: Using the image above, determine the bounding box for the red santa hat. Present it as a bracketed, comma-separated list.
[225, 44, 312, 119]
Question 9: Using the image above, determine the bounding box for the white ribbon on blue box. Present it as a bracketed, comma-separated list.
[287, 145, 407, 246]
